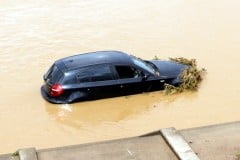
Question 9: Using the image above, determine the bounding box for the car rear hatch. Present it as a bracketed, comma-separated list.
[43, 63, 64, 94]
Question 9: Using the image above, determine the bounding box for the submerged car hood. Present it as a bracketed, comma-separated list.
[150, 60, 187, 78]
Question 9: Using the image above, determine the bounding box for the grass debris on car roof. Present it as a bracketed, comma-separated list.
[154, 56, 206, 94]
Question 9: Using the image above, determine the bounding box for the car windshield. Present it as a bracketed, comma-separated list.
[131, 56, 155, 74]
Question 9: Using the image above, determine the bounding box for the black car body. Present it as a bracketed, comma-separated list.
[41, 51, 187, 104]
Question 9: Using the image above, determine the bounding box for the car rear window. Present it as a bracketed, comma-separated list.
[45, 64, 63, 84]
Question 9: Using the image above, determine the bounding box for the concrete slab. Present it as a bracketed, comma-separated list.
[180, 121, 240, 160]
[2, 121, 240, 160]
[38, 133, 178, 160]
[0, 154, 19, 160]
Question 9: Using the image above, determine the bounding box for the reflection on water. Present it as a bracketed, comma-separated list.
[1, 0, 240, 154]
[45, 91, 198, 129]
[49, 91, 200, 129]
[46, 93, 164, 127]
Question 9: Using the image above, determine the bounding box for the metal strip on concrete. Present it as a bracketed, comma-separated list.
[161, 128, 200, 160]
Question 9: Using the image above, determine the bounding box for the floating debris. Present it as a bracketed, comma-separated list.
[164, 57, 206, 94]
[153, 55, 161, 60]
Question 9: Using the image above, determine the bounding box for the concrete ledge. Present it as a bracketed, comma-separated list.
[37, 134, 178, 160]
[4, 121, 240, 160]
[18, 148, 37, 160]
[161, 127, 200, 160]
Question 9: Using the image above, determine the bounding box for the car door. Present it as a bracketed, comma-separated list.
[77, 65, 120, 99]
[114, 65, 152, 95]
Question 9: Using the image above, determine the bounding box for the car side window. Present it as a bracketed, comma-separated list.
[76, 70, 92, 83]
[76, 65, 114, 83]
[62, 73, 77, 84]
[115, 66, 141, 79]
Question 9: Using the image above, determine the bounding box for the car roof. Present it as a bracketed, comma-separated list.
[55, 51, 133, 71]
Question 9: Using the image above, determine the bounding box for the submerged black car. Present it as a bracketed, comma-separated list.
[41, 51, 187, 104]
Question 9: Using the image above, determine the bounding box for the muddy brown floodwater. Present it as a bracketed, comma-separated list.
[1, 0, 240, 154]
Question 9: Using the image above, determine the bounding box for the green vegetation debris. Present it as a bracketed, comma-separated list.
[12, 150, 19, 156]
[166, 57, 206, 94]
[153, 56, 206, 94]
[236, 152, 240, 159]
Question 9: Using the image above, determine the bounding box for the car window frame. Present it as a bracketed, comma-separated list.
[75, 64, 116, 83]
[130, 56, 156, 75]
[113, 64, 145, 80]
